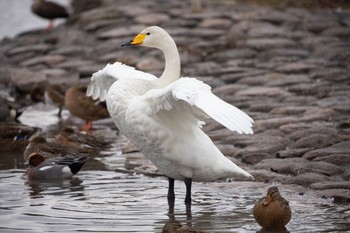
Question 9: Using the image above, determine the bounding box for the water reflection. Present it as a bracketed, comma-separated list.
[26, 177, 84, 198]
[256, 228, 290, 233]
[1, 108, 350, 232]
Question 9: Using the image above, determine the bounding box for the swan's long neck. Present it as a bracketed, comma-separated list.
[155, 35, 181, 87]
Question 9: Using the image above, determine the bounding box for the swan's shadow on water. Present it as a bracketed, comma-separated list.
[25, 177, 85, 198]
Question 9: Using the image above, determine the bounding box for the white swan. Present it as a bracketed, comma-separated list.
[87, 26, 254, 206]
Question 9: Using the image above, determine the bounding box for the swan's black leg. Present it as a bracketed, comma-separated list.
[167, 177, 175, 201]
[184, 178, 192, 208]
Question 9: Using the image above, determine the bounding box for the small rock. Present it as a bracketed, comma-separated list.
[293, 134, 335, 149]
[253, 158, 343, 176]
[275, 62, 316, 73]
[276, 148, 311, 158]
[5, 44, 53, 56]
[238, 38, 296, 50]
[270, 106, 309, 115]
[235, 86, 291, 97]
[313, 154, 350, 167]
[98, 25, 146, 40]
[310, 181, 350, 190]
[254, 117, 299, 130]
[20, 55, 66, 67]
[303, 141, 350, 160]
[134, 13, 170, 25]
[136, 57, 164, 72]
[199, 18, 231, 29]
[8, 69, 47, 93]
[283, 172, 334, 186]
[249, 169, 288, 183]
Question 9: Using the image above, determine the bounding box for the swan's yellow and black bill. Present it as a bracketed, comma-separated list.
[121, 33, 146, 47]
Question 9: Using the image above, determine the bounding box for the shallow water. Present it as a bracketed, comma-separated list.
[0, 107, 349, 233]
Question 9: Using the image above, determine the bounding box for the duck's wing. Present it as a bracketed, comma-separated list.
[86, 62, 157, 101]
[144, 77, 254, 134]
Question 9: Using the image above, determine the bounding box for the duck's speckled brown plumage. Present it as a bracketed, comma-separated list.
[23, 136, 94, 161]
[56, 126, 111, 149]
[253, 186, 292, 230]
[65, 86, 109, 129]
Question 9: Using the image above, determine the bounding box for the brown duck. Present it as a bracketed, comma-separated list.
[56, 126, 111, 149]
[23, 136, 94, 161]
[253, 186, 292, 230]
[65, 86, 110, 131]
[31, 83, 67, 117]
[31, 0, 69, 30]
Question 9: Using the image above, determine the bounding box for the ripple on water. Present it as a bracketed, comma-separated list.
[0, 116, 350, 232]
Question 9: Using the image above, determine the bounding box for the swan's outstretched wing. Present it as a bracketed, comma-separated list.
[144, 77, 254, 134]
[86, 62, 157, 101]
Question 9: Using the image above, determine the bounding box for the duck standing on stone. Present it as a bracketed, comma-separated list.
[253, 186, 292, 231]
[31, 0, 69, 30]
[65, 85, 110, 131]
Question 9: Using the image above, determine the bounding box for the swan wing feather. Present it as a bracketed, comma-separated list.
[87, 62, 157, 101]
[147, 77, 254, 134]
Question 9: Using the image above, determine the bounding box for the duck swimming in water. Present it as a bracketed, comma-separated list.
[87, 26, 254, 207]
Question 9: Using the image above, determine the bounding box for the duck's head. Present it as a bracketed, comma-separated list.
[28, 153, 46, 167]
[121, 26, 172, 49]
[31, 136, 47, 144]
[262, 186, 281, 206]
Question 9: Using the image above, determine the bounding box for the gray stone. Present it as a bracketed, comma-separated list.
[293, 134, 336, 149]
[276, 148, 311, 159]
[283, 172, 334, 186]
[210, 48, 257, 61]
[270, 106, 309, 115]
[5, 44, 53, 56]
[136, 58, 163, 72]
[310, 181, 350, 190]
[254, 117, 299, 131]
[7, 69, 47, 93]
[98, 25, 146, 39]
[20, 55, 66, 67]
[238, 38, 296, 50]
[235, 86, 291, 97]
[134, 13, 170, 25]
[275, 62, 316, 73]
[303, 141, 350, 160]
[250, 169, 288, 183]
[199, 18, 231, 29]
[313, 154, 350, 167]
[253, 158, 343, 176]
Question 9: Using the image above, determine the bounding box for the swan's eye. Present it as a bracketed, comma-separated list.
[146, 32, 150, 35]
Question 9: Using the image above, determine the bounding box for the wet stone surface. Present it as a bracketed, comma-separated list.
[0, 0, 350, 232]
